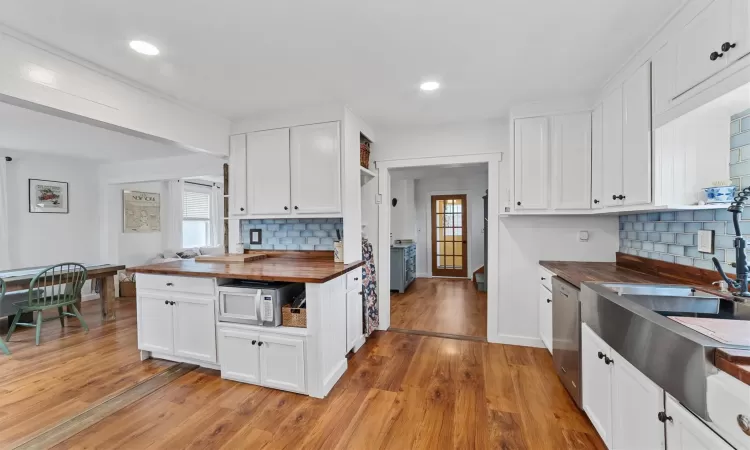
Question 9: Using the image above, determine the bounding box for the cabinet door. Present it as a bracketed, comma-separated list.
[290, 122, 342, 214]
[666, 395, 733, 450]
[259, 333, 306, 394]
[228, 134, 248, 216]
[731, 0, 750, 63]
[137, 294, 174, 355]
[622, 62, 652, 207]
[602, 87, 624, 207]
[551, 112, 592, 210]
[218, 328, 260, 384]
[538, 285, 552, 353]
[674, 0, 732, 98]
[514, 117, 549, 210]
[173, 296, 217, 364]
[581, 323, 614, 448]
[346, 287, 363, 352]
[591, 104, 604, 208]
[611, 348, 665, 450]
[247, 128, 291, 215]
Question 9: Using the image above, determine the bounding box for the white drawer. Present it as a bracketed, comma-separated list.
[137, 273, 215, 296]
[346, 269, 362, 291]
[707, 371, 750, 450]
[539, 266, 554, 292]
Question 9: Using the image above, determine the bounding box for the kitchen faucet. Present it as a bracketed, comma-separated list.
[713, 187, 750, 297]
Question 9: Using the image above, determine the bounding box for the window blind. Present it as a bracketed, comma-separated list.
[183, 190, 211, 219]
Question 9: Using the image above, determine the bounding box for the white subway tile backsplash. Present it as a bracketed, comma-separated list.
[241, 218, 342, 251]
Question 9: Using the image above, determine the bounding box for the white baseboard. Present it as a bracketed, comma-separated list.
[82, 293, 100, 302]
[488, 333, 545, 348]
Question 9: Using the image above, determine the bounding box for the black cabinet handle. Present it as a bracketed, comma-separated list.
[546, 298, 552, 303]
[252, 340, 257, 345]
[166, 282, 174, 286]
[710, 51, 723, 61]
[284, 206, 288, 210]
[604, 356, 613, 365]
[657, 411, 673, 423]
[258, 341, 263, 346]
[594, 199, 599, 204]
[516, 201, 521, 206]
[598, 351, 605, 360]
[722, 42, 737, 52]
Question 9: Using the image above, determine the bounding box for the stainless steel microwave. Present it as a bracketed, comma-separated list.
[218, 281, 304, 327]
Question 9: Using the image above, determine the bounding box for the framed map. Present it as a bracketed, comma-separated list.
[29, 179, 69, 213]
[123, 190, 161, 233]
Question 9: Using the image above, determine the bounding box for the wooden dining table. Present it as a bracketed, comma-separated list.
[0, 264, 126, 321]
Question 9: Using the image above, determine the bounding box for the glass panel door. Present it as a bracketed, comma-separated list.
[431, 194, 468, 277]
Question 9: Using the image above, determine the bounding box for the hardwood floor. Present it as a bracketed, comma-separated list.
[1, 298, 604, 449]
[391, 278, 487, 338]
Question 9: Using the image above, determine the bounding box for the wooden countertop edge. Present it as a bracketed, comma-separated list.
[128, 260, 365, 284]
[715, 352, 750, 385]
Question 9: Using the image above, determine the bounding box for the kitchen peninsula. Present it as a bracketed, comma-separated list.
[129, 253, 364, 398]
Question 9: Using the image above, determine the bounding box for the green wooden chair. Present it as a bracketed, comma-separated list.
[0, 279, 9, 355]
[6, 263, 89, 346]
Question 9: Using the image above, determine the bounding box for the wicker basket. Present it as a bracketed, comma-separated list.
[360, 142, 370, 169]
[282, 304, 307, 328]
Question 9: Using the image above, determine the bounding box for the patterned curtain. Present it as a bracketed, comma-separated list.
[361, 237, 379, 335]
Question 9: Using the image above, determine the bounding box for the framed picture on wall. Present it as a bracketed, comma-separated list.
[29, 179, 69, 214]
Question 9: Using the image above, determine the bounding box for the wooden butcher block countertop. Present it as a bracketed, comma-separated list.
[539, 261, 670, 289]
[129, 252, 364, 284]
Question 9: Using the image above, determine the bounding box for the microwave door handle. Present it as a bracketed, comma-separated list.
[255, 290, 263, 321]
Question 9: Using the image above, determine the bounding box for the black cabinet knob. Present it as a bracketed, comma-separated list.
[546, 298, 552, 303]
[657, 411, 673, 423]
[604, 356, 614, 365]
[164, 300, 169, 305]
[359, 291, 363, 295]
[284, 206, 288, 210]
[252, 340, 257, 345]
[258, 341, 263, 346]
[598, 351, 605, 360]
[294, 206, 299, 210]
[612, 195, 617, 200]
[722, 42, 737, 52]
[594, 199, 599, 204]
[541, 277, 546, 281]
[166, 282, 174, 287]
[240, 207, 245, 211]
[710, 51, 723, 61]
[616, 195, 625, 200]
[170, 301, 176, 305]
[516, 201, 521, 206]
[354, 277, 359, 281]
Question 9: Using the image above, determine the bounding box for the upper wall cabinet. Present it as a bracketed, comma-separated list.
[590, 104, 604, 209]
[290, 122, 342, 214]
[229, 121, 342, 218]
[551, 112, 591, 209]
[514, 116, 549, 210]
[622, 62, 653, 207]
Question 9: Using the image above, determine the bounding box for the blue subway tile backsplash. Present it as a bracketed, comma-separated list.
[618, 211, 742, 273]
[240, 218, 342, 251]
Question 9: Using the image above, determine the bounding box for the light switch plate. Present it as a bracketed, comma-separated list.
[697, 229, 715, 253]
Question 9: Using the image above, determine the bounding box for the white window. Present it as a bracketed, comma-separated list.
[182, 187, 212, 248]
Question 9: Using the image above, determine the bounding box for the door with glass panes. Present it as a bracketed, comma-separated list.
[431, 194, 468, 277]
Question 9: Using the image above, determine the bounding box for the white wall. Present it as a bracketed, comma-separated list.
[414, 171, 488, 277]
[107, 181, 167, 267]
[389, 179, 416, 242]
[4, 150, 101, 267]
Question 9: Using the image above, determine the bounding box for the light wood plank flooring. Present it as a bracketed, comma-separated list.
[1, 298, 603, 449]
[391, 278, 487, 338]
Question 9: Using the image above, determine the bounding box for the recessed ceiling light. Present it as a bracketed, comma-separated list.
[129, 40, 160, 56]
[420, 81, 440, 91]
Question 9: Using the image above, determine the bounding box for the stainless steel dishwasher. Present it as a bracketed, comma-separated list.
[552, 276, 581, 408]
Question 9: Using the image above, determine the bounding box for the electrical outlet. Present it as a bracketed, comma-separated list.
[698, 229, 715, 253]
[578, 231, 589, 242]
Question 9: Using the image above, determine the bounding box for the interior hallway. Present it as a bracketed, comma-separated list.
[390, 278, 487, 339]
[0, 300, 603, 449]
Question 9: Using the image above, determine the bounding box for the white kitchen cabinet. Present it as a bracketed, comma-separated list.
[247, 128, 291, 215]
[514, 116, 549, 210]
[259, 333, 306, 394]
[601, 86, 624, 208]
[218, 328, 261, 384]
[582, 323, 614, 448]
[346, 286, 363, 353]
[622, 61, 652, 207]
[551, 112, 591, 210]
[228, 134, 248, 216]
[137, 293, 174, 355]
[591, 104, 604, 209]
[172, 295, 217, 364]
[538, 285, 552, 353]
[611, 349, 665, 450]
[674, 0, 733, 98]
[666, 395, 733, 450]
[290, 122, 342, 215]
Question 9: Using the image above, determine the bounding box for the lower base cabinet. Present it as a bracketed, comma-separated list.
[346, 286, 363, 352]
[218, 326, 306, 394]
[538, 285, 552, 353]
[666, 395, 733, 450]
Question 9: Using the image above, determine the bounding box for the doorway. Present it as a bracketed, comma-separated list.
[431, 194, 468, 278]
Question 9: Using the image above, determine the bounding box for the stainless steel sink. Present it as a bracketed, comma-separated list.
[601, 283, 716, 298]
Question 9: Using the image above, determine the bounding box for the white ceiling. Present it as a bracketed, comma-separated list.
[0, 102, 192, 161]
[0, 0, 683, 127]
